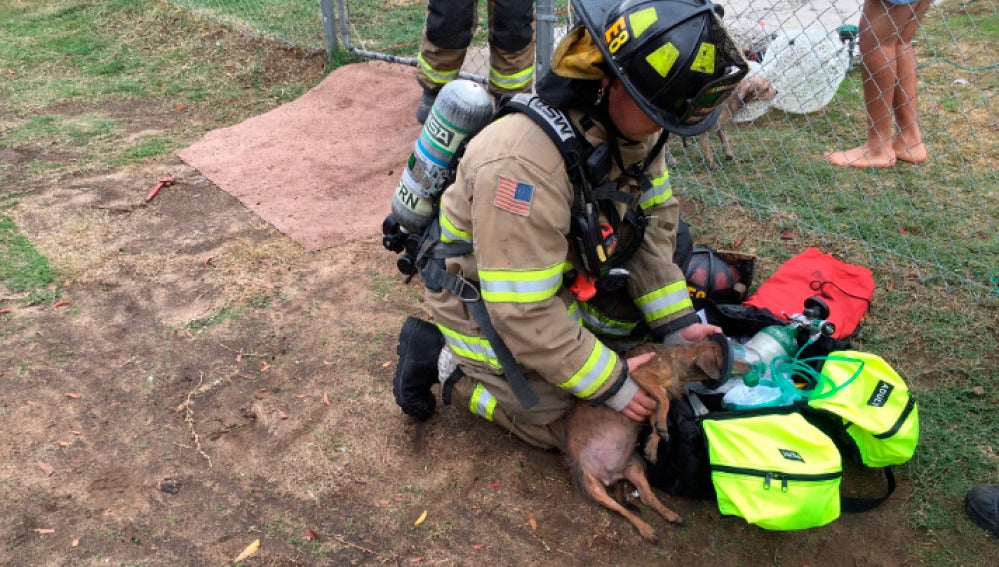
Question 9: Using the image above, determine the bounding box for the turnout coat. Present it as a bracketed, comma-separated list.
[426, 108, 695, 425]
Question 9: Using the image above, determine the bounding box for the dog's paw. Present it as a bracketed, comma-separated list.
[655, 424, 669, 438]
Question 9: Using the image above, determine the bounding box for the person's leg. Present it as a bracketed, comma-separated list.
[824, 0, 902, 168]
[891, 0, 931, 163]
[415, 0, 477, 122]
[486, 0, 536, 99]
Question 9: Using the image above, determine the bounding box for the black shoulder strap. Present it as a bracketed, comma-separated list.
[496, 94, 592, 193]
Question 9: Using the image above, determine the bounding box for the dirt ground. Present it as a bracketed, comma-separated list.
[1, 49, 995, 567]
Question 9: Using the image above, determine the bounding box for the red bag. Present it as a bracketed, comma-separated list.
[743, 247, 874, 339]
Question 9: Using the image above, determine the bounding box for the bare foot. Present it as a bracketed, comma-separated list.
[824, 143, 896, 168]
[893, 137, 927, 164]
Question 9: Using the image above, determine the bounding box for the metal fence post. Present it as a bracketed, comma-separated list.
[320, 0, 337, 61]
[535, 0, 556, 84]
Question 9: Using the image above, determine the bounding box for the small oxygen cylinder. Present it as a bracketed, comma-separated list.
[390, 80, 494, 233]
[730, 324, 799, 386]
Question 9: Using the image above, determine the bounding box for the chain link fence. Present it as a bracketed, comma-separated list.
[166, 0, 997, 298]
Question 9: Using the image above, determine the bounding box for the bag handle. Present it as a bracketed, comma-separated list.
[841, 467, 897, 513]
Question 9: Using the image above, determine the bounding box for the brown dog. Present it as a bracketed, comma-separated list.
[665, 73, 777, 170]
[562, 339, 739, 542]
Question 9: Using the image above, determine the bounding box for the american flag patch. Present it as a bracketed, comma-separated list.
[494, 176, 535, 216]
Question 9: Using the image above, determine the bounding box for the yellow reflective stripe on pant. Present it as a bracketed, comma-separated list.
[438, 324, 502, 370]
[489, 64, 535, 92]
[579, 301, 639, 337]
[469, 382, 497, 421]
[639, 172, 672, 210]
[478, 262, 565, 303]
[635, 280, 693, 322]
[418, 53, 459, 85]
[439, 209, 471, 245]
[557, 341, 618, 398]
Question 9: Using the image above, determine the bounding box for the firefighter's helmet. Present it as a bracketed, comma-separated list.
[571, 0, 749, 136]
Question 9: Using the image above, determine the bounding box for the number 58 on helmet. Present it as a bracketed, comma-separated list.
[572, 0, 749, 136]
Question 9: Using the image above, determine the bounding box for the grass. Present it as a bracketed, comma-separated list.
[0, 195, 56, 304]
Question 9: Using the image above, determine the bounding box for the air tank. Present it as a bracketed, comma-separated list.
[390, 80, 494, 233]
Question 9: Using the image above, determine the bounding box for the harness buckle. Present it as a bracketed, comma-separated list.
[454, 277, 482, 303]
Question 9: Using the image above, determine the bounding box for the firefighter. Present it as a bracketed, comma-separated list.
[415, 0, 536, 123]
[396, 0, 749, 449]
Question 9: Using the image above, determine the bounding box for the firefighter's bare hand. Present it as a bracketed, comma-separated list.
[678, 322, 723, 343]
[620, 387, 656, 422]
[621, 352, 657, 422]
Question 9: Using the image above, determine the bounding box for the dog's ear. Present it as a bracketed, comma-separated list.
[736, 82, 750, 103]
[693, 341, 725, 381]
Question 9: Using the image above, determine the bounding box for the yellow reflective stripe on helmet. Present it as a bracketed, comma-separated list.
[479, 263, 564, 303]
[645, 42, 680, 78]
[639, 172, 672, 209]
[635, 280, 693, 322]
[439, 210, 471, 245]
[489, 64, 535, 91]
[558, 341, 618, 398]
[691, 42, 716, 74]
[579, 302, 639, 337]
[469, 382, 497, 421]
[418, 53, 459, 85]
[439, 325, 502, 370]
[628, 6, 659, 39]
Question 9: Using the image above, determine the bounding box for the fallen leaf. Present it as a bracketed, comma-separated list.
[528, 513, 537, 530]
[410, 558, 422, 564]
[295, 394, 307, 399]
[489, 482, 501, 488]
[278, 411, 289, 420]
[780, 231, 795, 240]
[177, 104, 186, 111]
[898, 227, 908, 235]
[322, 393, 330, 406]
[233, 539, 260, 563]
[70, 430, 81, 435]
[37, 461, 54, 476]
[0, 307, 10, 314]
[52, 301, 70, 308]
[732, 236, 746, 250]
[392, 496, 409, 502]
[71, 538, 79, 547]
[381, 360, 392, 368]
[58, 441, 69, 447]
[33, 529, 55, 535]
[260, 361, 271, 372]
[471, 544, 485, 550]
[379, 499, 390, 506]
[322, 360, 333, 366]
[414, 510, 428, 527]
[174, 401, 188, 414]
[236, 353, 243, 363]
[64, 393, 81, 399]
[305, 528, 320, 541]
